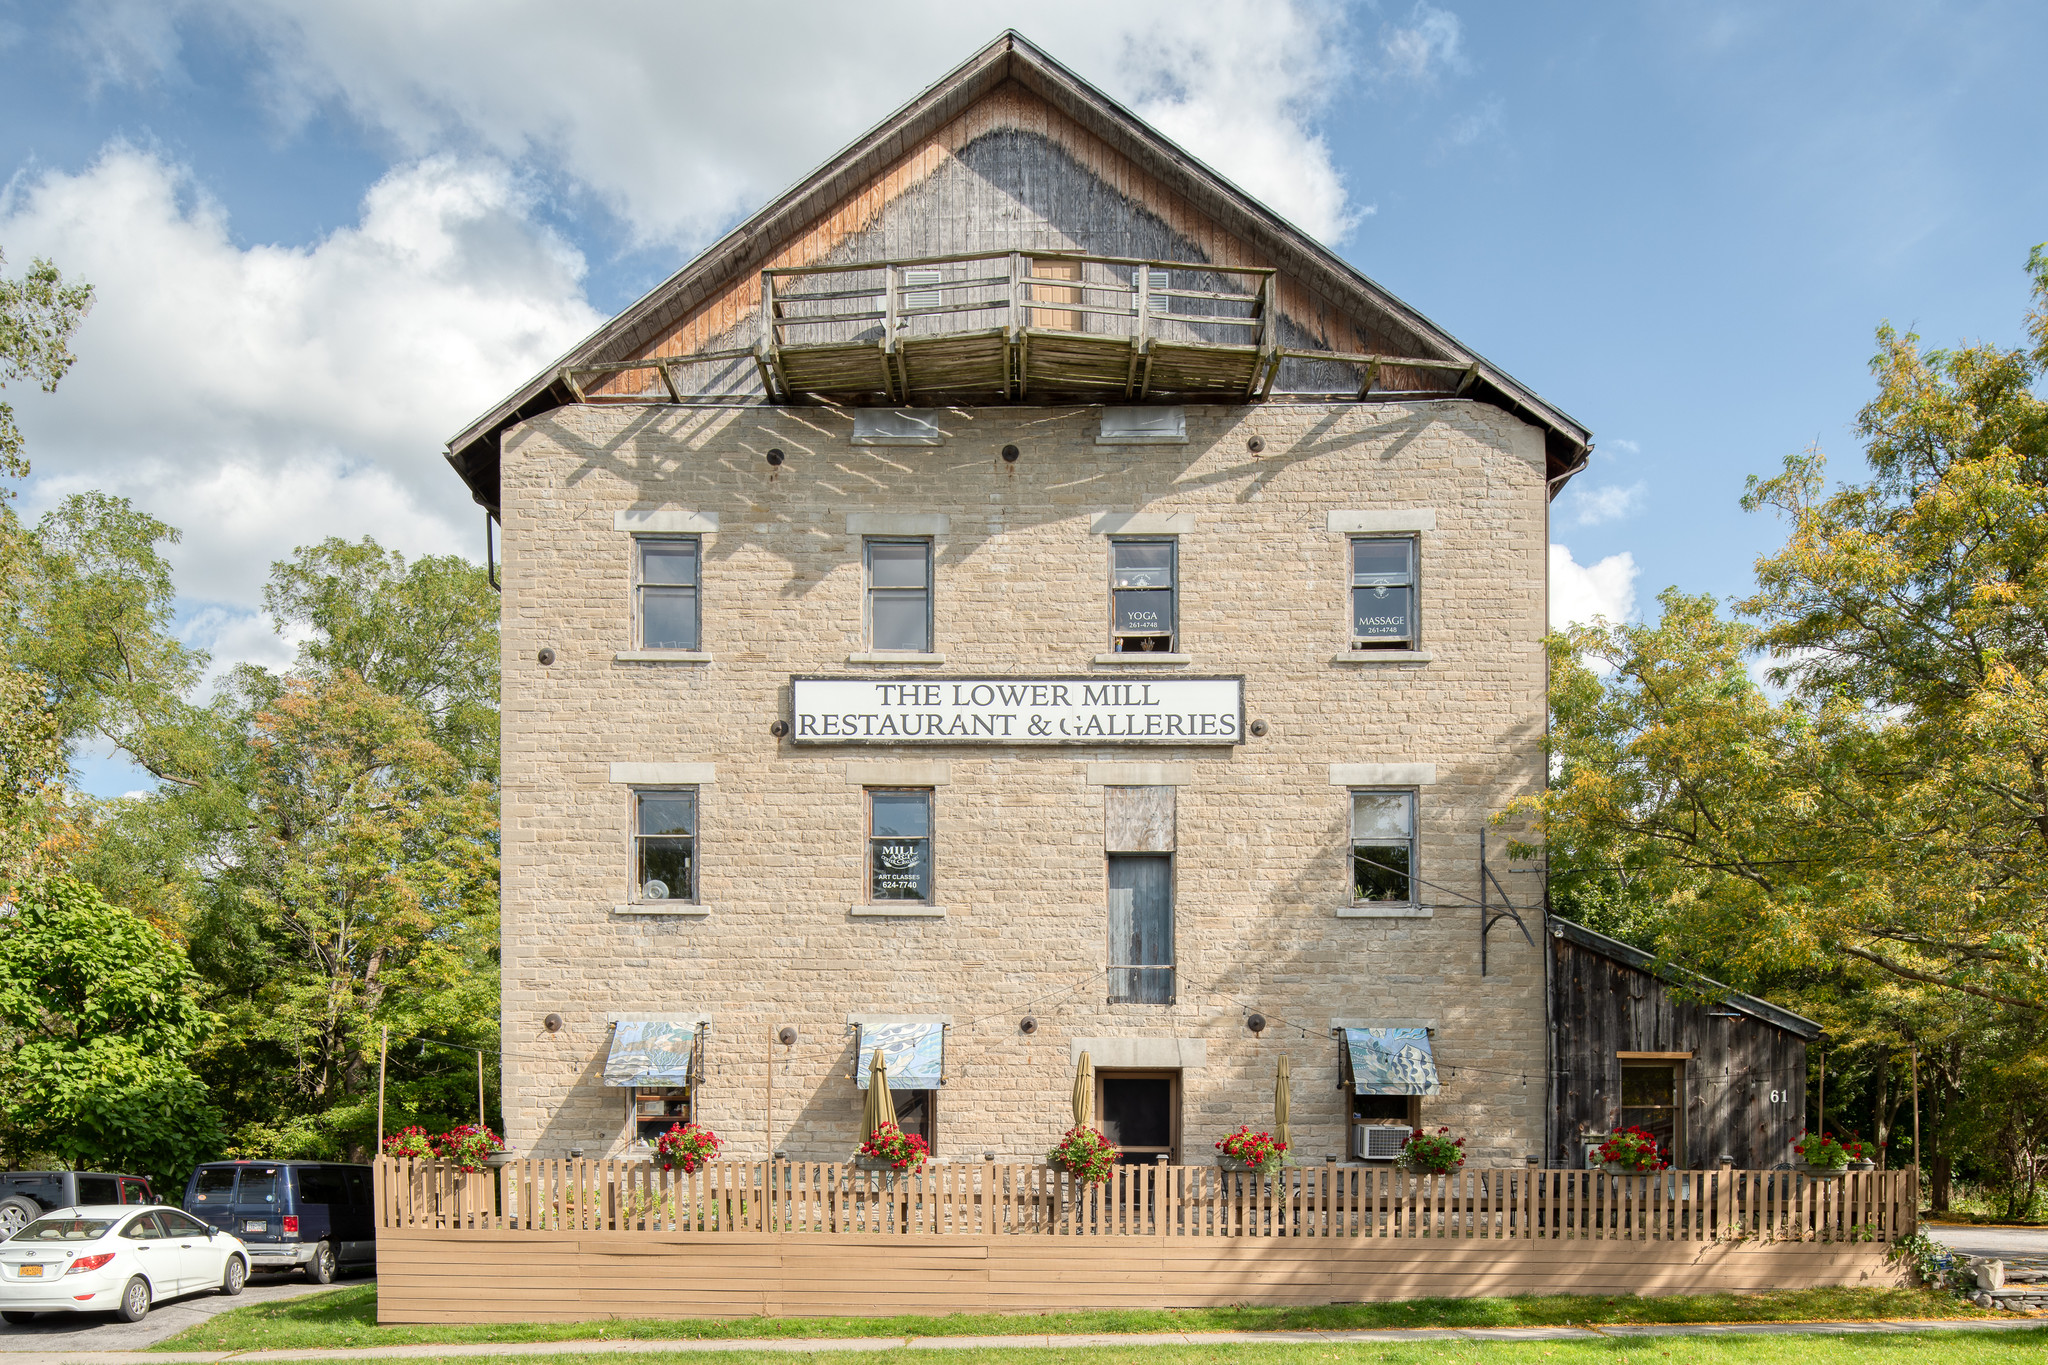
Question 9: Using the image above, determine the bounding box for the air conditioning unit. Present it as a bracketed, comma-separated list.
[1352, 1125, 1409, 1162]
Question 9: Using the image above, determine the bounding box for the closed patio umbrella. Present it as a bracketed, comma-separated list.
[1072, 1050, 1095, 1129]
[1274, 1054, 1292, 1155]
[862, 1044, 899, 1140]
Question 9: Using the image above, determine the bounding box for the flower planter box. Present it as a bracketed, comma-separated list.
[485, 1151, 518, 1169]
[1215, 1157, 1261, 1173]
[1803, 1166, 1847, 1181]
[853, 1155, 918, 1174]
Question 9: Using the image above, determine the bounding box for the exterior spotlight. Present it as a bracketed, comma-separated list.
[1248, 719, 1268, 737]
[778, 1026, 797, 1046]
[770, 719, 790, 737]
[766, 448, 785, 466]
[1246, 436, 1265, 454]
[1018, 1017, 1038, 1035]
[537, 647, 557, 666]
[1246, 1013, 1267, 1034]
[1001, 444, 1020, 462]
[543, 1013, 563, 1033]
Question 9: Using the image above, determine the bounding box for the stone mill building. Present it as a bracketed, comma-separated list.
[448, 32, 1605, 1170]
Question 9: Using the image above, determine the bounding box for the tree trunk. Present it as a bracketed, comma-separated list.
[1932, 1152, 1952, 1211]
[1874, 1050, 1891, 1170]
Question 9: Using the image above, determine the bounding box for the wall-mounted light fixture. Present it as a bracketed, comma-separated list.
[1018, 1017, 1038, 1035]
[543, 1013, 563, 1033]
[766, 448, 786, 466]
[1246, 1013, 1267, 1034]
[1001, 445, 1020, 463]
[770, 720, 790, 738]
[1246, 436, 1265, 454]
[777, 1027, 797, 1046]
[537, 647, 557, 666]
[1248, 719, 1269, 737]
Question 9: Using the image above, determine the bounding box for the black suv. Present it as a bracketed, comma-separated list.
[183, 1161, 373, 1282]
[0, 1173, 155, 1237]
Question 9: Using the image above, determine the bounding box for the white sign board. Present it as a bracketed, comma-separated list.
[791, 676, 1244, 745]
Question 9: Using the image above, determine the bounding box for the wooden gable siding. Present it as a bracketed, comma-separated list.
[1549, 932, 1809, 1170]
[587, 82, 1428, 400]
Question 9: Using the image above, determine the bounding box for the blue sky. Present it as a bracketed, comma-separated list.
[3, 1, 2045, 795]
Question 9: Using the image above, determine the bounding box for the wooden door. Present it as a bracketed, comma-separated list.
[1029, 258, 1081, 331]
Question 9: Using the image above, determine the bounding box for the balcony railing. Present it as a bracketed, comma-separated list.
[562, 251, 1482, 408]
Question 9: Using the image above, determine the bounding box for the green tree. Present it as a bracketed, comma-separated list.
[0, 878, 223, 1182]
[0, 249, 93, 489]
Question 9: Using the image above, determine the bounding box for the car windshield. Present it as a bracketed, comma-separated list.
[12, 1217, 114, 1242]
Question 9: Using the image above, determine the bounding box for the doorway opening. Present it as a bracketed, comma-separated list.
[1097, 1069, 1180, 1164]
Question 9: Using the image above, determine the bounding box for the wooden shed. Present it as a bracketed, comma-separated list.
[1548, 918, 1818, 1169]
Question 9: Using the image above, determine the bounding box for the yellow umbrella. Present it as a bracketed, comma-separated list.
[1072, 1050, 1095, 1130]
[1274, 1055, 1292, 1156]
[862, 1044, 899, 1141]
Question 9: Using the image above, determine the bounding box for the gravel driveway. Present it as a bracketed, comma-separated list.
[0, 1270, 364, 1351]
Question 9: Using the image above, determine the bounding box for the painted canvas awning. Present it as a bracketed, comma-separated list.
[603, 1020, 700, 1088]
[854, 1019, 946, 1090]
[1340, 1027, 1440, 1096]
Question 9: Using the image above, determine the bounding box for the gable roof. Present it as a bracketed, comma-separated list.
[445, 30, 1593, 512]
[1549, 917, 1823, 1041]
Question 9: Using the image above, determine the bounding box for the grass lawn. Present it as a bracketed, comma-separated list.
[151, 1284, 1991, 1353]
[150, 1336, 2047, 1364]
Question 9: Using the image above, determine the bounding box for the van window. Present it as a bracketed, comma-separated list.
[237, 1167, 281, 1205]
[75, 1175, 117, 1204]
[343, 1168, 371, 1211]
[295, 1167, 347, 1206]
[191, 1168, 236, 1203]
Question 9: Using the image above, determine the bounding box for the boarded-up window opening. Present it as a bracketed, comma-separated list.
[1108, 853, 1173, 1003]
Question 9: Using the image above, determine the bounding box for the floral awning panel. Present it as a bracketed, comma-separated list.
[854, 1020, 945, 1090]
[603, 1020, 700, 1087]
[1341, 1027, 1440, 1096]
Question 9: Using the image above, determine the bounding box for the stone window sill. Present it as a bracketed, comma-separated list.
[1091, 653, 1192, 667]
[849, 903, 947, 918]
[846, 652, 947, 666]
[613, 904, 710, 917]
[615, 650, 713, 663]
[1331, 650, 1433, 665]
[1335, 904, 1434, 919]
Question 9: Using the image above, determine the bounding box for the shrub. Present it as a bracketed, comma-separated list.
[1047, 1126, 1121, 1184]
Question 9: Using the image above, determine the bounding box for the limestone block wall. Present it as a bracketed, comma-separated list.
[496, 399, 1551, 1166]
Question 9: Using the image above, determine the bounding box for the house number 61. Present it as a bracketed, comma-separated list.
[1769, 1089, 1786, 1104]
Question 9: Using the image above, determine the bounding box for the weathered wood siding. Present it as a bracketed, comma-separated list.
[1549, 933, 1809, 1168]
[591, 82, 1426, 399]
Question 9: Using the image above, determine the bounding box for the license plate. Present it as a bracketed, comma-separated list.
[243, 1220, 267, 1233]
[18, 1265, 41, 1277]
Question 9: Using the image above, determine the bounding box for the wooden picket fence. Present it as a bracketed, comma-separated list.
[374, 1158, 1915, 1244]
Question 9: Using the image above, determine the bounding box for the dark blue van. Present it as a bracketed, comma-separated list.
[182, 1161, 373, 1282]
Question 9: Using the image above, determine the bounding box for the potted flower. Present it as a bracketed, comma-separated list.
[1047, 1127, 1120, 1185]
[381, 1125, 435, 1161]
[1595, 1126, 1667, 1174]
[1215, 1125, 1288, 1178]
[436, 1123, 506, 1173]
[1398, 1127, 1466, 1175]
[654, 1121, 722, 1174]
[1793, 1130, 1861, 1179]
[856, 1120, 930, 1173]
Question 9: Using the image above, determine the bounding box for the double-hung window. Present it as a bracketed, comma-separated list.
[1350, 536, 1416, 650]
[868, 789, 933, 903]
[1111, 539, 1176, 652]
[636, 537, 701, 650]
[632, 788, 697, 904]
[866, 539, 932, 653]
[1351, 789, 1416, 906]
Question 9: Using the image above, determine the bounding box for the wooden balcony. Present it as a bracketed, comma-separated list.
[561, 252, 1482, 408]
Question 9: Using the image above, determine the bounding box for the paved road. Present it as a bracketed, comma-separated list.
[1926, 1221, 2048, 1267]
[0, 1271, 364, 1352]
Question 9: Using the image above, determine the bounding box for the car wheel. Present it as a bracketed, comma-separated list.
[0, 1199, 36, 1238]
[305, 1241, 336, 1284]
[116, 1276, 151, 1323]
[1, 1311, 36, 1325]
[220, 1255, 246, 1296]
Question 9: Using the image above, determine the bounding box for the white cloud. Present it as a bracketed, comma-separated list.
[3, 145, 601, 669]
[1550, 543, 1638, 629]
[1378, 2, 1469, 83]
[75, 1, 1366, 245]
[1566, 480, 1647, 527]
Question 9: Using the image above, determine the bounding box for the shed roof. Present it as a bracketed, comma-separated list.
[445, 31, 1593, 512]
[1549, 917, 1823, 1042]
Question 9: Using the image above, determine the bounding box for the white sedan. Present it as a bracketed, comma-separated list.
[0, 1205, 248, 1323]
